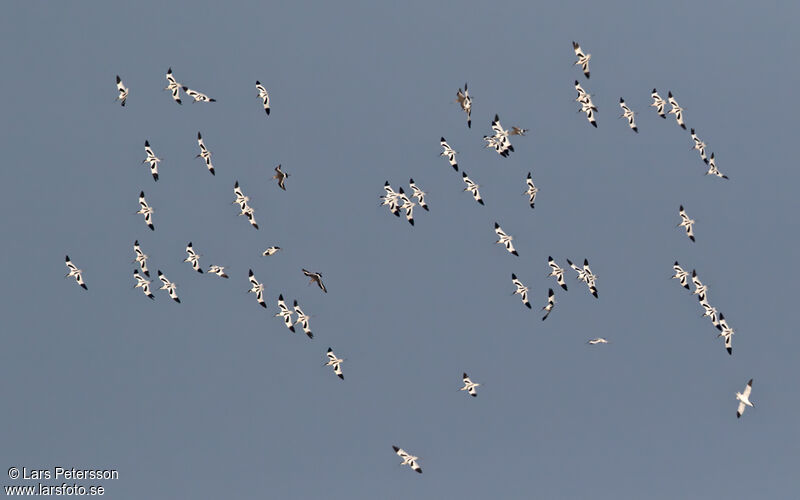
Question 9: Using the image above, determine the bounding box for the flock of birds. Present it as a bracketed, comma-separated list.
[64, 43, 754, 476]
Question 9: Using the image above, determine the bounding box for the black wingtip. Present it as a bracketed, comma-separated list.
[265, 109, 270, 115]
[81, 284, 88, 290]
[511, 273, 517, 279]
[512, 250, 519, 256]
[681, 124, 686, 130]
[260, 302, 267, 308]
[338, 374, 344, 380]
[478, 199, 484, 205]
[727, 348, 732, 355]
[526, 303, 532, 309]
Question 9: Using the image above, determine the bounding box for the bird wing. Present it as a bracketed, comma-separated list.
[742, 380, 753, 399]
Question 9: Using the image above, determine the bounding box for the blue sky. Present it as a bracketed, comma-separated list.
[1, 1, 798, 498]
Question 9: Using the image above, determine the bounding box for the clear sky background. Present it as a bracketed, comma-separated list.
[1, 1, 798, 499]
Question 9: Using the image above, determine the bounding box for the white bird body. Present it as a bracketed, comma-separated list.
[65, 255, 87, 290]
[133, 269, 154, 299]
[524, 172, 539, 209]
[262, 246, 281, 257]
[541, 288, 556, 321]
[115, 75, 128, 106]
[460, 373, 480, 397]
[293, 300, 313, 339]
[142, 140, 161, 181]
[547, 257, 568, 291]
[133, 240, 149, 277]
[667, 91, 686, 129]
[462, 172, 484, 205]
[182, 86, 216, 103]
[678, 205, 696, 242]
[572, 41, 591, 78]
[619, 98, 638, 132]
[736, 379, 754, 418]
[511, 273, 531, 309]
[672, 261, 690, 289]
[455, 83, 472, 128]
[196, 132, 215, 175]
[184, 242, 203, 273]
[409, 178, 428, 211]
[650, 89, 666, 118]
[705, 153, 728, 179]
[275, 294, 295, 332]
[207, 265, 228, 278]
[157, 270, 180, 303]
[440, 138, 458, 171]
[137, 191, 154, 231]
[326, 348, 344, 379]
[164, 67, 182, 104]
[392, 446, 422, 473]
[256, 81, 271, 115]
[587, 337, 609, 345]
[494, 223, 518, 256]
[248, 269, 266, 308]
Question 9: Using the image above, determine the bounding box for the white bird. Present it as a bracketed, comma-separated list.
[541, 288, 555, 321]
[583, 259, 598, 298]
[455, 83, 472, 128]
[460, 373, 479, 397]
[184, 242, 203, 273]
[567, 258, 588, 282]
[142, 140, 160, 181]
[248, 269, 266, 308]
[137, 191, 154, 231]
[408, 178, 428, 211]
[380, 181, 402, 217]
[524, 172, 539, 209]
[672, 261, 690, 290]
[572, 41, 591, 78]
[303, 269, 327, 293]
[678, 205, 696, 242]
[182, 86, 216, 103]
[256, 81, 270, 115]
[157, 270, 180, 303]
[462, 172, 484, 205]
[705, 153, 729, 179]
[511, 273, 531, 309]
[587, 337, 609, 345]
[650, 89, 666, 118]
[689, 129, 708, 164]
[494, 223, 518, 256]
[397, 187, 415, 226]
[207, 265, 228, 279]
[239, 204, 259, 230]
[716, 313, 734, 355]
[619, 98, 638, 133]
[700, 298, 720, 328]
[392, 446, 422, 474]
[691, 270, 708, 300]
[293, 300, 313, 339]
[668, 91, 686, 129]
[233, 181, 250, 208]
[326, 348, 344, 380]
[164, 67, 182, 105]
[483, 114, 515, 157]
[579, 98, 598, 128]
[65, 255, 87, 290]
[115, 75, 128, 106]
[196, 132, 215, 175]
[440, 137, 458, 171]
[273, 164, 289, 190]
[735, 379, 754, 418]
[133, 269, 154, 299]
[547, 256, 568, 291]
[133, 240, 149, 277]
[275, 294, 295, 332]
[262, 246, 281, 257]
[575, 80, 589, 102]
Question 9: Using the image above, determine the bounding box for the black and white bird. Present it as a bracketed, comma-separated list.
[273, 164, 289, 190]
[137, 191, 154, 231]
[392, 446, 422, 474]
[256, 81, 270, 115]
[233, 181, 250, 208]
[380, 181, 402, 217]
[541, 288, 555, 321]
[440, 137, 458, 171]
[583, 259, 598, 298]
[668, 91, 686, 129]
[133, 240, 150, 277]
[207, 265, 228, 279]
[700, 298, 720, 328]
[572, 41, 591, 78]
[494, 223, 518, 256]
[184, 242, 203, 273]
[275, 294, 295, 332]
[397, 187, 415, 226]
[65, 255, 87, 290]
[716, 313, 734, 355]
[238, 204, 259, 230]
[182, 86, 216, 103]
[650, 89, 666, 118]
[524, 172, 538, 209]
[133, 269, 154, 299]
[619, 98, 638, 133]
[735, 379, 754, 418]
[691, 270, 708, 300]
[575, 80, 590, 103]
[142, 140, 160, 181]
[587, 338, 609, 345]
[705, 153, 728, 179]
[115, 76, 128, 106]
[408, 179, 428, 211]
[455, 83, 472, 128]
[196, 132, 215, 175]
[293, 300, 313, 339]
[303, 269, 327, 293]
[678, 205, 696, 242]
[462, 172, 484, 205]
[547, 256, 568, 291]
[325, 348, 344, 379]
[262, 246, 281, 257]
[483, 114, 515, 157]
[672, 261, 690, 290]
[511, 273, 531, 309]
[157, 270, 180, 303]
[164, 68, 182, 105]
[460, 373, 480, 397]
[248, 269, 266, 308]
[690, 129, 709, 164]
[579, 98, 598, 128]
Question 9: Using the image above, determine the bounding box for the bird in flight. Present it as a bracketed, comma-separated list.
[137, 191, 154, 231]
[678, 205, 696, 242]
[716, 313, 734, 355]
[392, 446, 422, 474]
[133, 240, 149, 277]
[547, 257, 568, 291]
[524, 172, 539, 209]
[275, 294, 295, 333]
[303, 269, 327, 293]
[65, 255, 87, 290]
[182, 86, 216, 103]
[326, 348, 344, 379]
[142, 140, 161, 182]
[587, 338, 609, 345]
[133, 269, 154, 300]
[184, 242, 203, 273]
[691, 270, 708, 302]
[483, 114, 516, 157]
[262, 246, 281, 257]
[207, 265, 228, 279]
[293, 300, 313, 339]
[541, 288, 556, 321]
[115, 75, 128, 106]
[164, 68, 182, 105]
[494, 223, 518, 256]
[440, 137, 458, 171]
[690, 129, 708, 164]
[619, 98, 638, 133]
[667, 91, 686, 129]
[397, 187, 415, 226]
[255, 81, 270, 115]
[248, 269, 266, 308]
[511, 273, 531, 309]
[408, 179, 428, 211]
[705, 153, 728, 179]
[196, 132, 215, 175]
[650, 89, 666, 118]
[273, 164, 289, 191]
[572, 41, 591, 78]
[157, 270, 180, 303]
[233, 182, 258, 230]
[462, 172, 484, 205]
[568, 259, 598, 297]
[455, 83, 472, 128]
[671, 261, 690, 290]
[380, 181, 402, 217]
[460, 373, 480, 397]
[735, 379, 754, 418]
